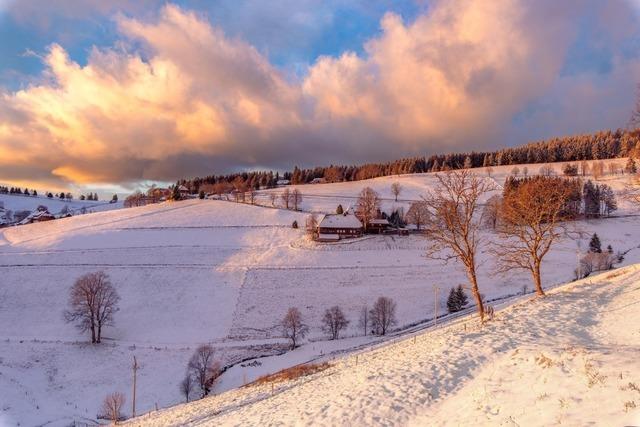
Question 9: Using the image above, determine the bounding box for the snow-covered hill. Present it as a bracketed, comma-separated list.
[0, 193, 123, 219]
[125, 265, 640, 426]
[1, 160, 639, 425]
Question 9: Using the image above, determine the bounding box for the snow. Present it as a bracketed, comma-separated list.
[317, 212, 362, 228]
[126, 266, 640, 426]
[1, 161, 639, 425]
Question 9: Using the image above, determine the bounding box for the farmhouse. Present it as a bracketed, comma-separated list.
[178, 185, 190, 197]
[368, 218, 390, 234]
[19, 209, 55, 225]
[317, 211, 363, 241]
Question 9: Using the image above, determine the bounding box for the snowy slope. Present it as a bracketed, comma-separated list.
[126, 266, 640, 426]
[1, 161, 640, 425]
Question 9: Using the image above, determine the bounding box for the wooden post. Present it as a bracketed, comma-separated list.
[433, 285, 439, 328]
[132, 356, 138, 418]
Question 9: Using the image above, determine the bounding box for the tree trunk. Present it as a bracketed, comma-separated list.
[91, 319, 96, 343]
[532, 261, 545, 296]
[468, 271, 485, 321]
[97, 324, 102, 343]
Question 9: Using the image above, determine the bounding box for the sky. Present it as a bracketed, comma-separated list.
[1, 0, 640, 194]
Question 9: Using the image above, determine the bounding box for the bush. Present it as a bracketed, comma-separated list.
[292, 220, 298, 229]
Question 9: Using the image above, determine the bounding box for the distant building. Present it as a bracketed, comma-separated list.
[177, 185, 190, 197]
[368, 218, 390, 234]
[317, 211, 363, 241]
[276, 179, 290, 186]
[310, 178, 326, 184]
[19, 209, 55, 225]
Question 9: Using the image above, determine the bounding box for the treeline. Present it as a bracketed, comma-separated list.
[178, 128, 640, 193]
[503, 176, 617, 219]
[0, 186, 38, 196]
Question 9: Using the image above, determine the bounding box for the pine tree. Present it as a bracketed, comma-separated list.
[336, 204, 344, 214]
[607, 244, 613, 254]
[455, 285, 468, 308]
[589, 233, 602, 253]
[447, 288, 459, 313]
[171, 184, 181, 201]
[199, 190, 205, 199]
[625, 157, 637, 174]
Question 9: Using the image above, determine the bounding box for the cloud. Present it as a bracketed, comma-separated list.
[0, 1, 639, 189]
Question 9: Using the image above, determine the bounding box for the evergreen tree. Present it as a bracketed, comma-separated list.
[112, 194, 118, 203]
[589, 233, 602, 253]
[447, 288, 458, 313]
[199, 190, 205, 199]
[455, 285, 469, 308]
[171, 184, 181, 201]
[606, 244, 613, 254]
[625, 157, 637, 174]
[336, 204, 344, 214]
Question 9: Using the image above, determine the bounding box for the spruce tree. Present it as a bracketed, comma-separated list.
[336, 204, 344, 214]
[447, 288, 459, 313]
[455, 285, 469, 308]
[589, 233, 602, 253]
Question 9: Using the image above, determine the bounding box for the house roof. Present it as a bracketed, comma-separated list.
[318, 213, 363, 229]
[370, 218, 390, 225]
[178, 185, 189, 191]
[18, 210, 55, 225]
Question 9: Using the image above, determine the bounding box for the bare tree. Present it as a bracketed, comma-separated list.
[269, 192, 278, 207]
[482, 195, 502, 230]
[321, 306, 349, 340]
[291, 189, 303, 210]
[64, 271, 119, 343]
[358, 305, 369, 336]
[493, 178, 572, 296]
[538, 165, 554, 176]
[369, 297, 396, 335]
[405, 201, 429, 231]
[101, 392, 125, 424]
[510, 166, 520, 177]
[281, 188, 291, 209]
[485, 166, 494, 177]
[248, 188, 257, 205]
[188, 345, 221, 398]
[305, 214, 318, 238]
[355, 187, 381, 231]
[281, 307, 308, 349]
[391, 182, 402, 202]
[421, 170, 495, 321]
[180, 374, 195, 403]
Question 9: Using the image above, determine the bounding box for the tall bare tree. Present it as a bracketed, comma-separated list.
[281, 307, 308, 349]
[291, 189, 303, 210]
[493, 177, 572, 296]
[269, 192, 278, 207]
[390, 182, 402, 202]
[305, 214, 318, 237]
[405, 201, 429, 231]
[188, 345, 221, 398]
[421, 170, 495, 321]
[281, 188, 291, 209]
[321, 306, 349, 340]
[358, 304, 369, 336]
[180, 374, 195, 403]
[355, 187, 381, 231]
[101, 392, 125, 424]
[369, 296, 396, 335]
[64, 271, 119, 343]
[482, 195, 502, 230]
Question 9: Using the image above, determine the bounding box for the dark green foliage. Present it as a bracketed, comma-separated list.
[292, 220, 298, 229]
[589, 233, 602, 253]
[447, 285, 469, 313]
[199, 190, 205, 199]
[336, 204, 344, 214]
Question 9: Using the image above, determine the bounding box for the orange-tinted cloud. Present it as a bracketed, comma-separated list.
[0, 1, 639, 190]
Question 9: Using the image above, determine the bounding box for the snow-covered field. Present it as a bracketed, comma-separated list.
[1, 160, 639, 425]
[126, 264, 640, 426]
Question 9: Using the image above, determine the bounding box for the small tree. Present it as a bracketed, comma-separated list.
[305, 214, 318, 237]
[64, 271, 119, 343]
[625, 157, 637, 174]
[562, 163, 578, 176]
[281, 307, 308, 349]
[589, 233, 602, 253]
[405, 201, 429, 231]
[269, 192, 277, 207]
[321, 306, 349, 340]
[391, 182, 402, 202]
[291, 189, 303, 210]
[180, 374, 195, 403]
[369, 296, 396, 335]
[355, 187, 381, 231]
[198, 190, 205, 200]
[188, 345, 221, 398]
[101, 392, 125, 424]
[336, 204, 344, 215]
[358, 305, 369, 336]
[446, 285, 468, 313]
[281, 188, 291, 209]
